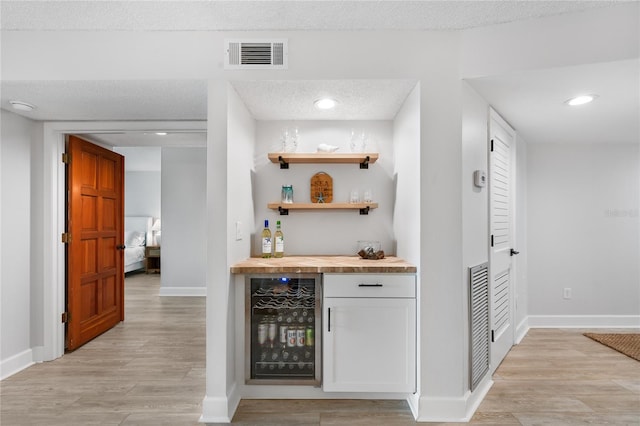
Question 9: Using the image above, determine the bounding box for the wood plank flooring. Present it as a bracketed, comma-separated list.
[0, 273, 206, 425]
[1, 274, 638, 425]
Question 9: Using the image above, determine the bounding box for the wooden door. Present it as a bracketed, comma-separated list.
[66, 135, 125, 351]
[488, 109, 516, 372]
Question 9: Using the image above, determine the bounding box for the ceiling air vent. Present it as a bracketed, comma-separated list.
[225, 39, 288, 70]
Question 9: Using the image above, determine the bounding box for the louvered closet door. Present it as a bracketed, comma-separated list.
[488, 109, 516, 372]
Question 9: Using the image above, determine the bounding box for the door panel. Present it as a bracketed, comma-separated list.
[489, 109, 516, 372]
[66, 135, 124, 351]
[323, 298, 416, 393]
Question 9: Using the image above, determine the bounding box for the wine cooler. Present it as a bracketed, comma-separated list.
[245, 274, 322, 386]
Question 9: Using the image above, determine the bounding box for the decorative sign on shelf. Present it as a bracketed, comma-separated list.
[310, 172, 333, 203]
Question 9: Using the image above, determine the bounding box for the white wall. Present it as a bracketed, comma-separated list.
[252, 120, 395, 256]
[0, 110, 35, 378]
[514, 135, 528, 337]
[123, 171, 161, 218]
[393, 84, 421, 266]
[528, 143, 640, 324]
[160, 148, 207, 294]
[227, 85, 256, 265]
[460, 82, 490, 392]
[226, 84, 256, 394]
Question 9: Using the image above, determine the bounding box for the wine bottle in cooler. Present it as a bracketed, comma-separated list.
[261, 219, 272, 258]
[274, 220, 284, 258]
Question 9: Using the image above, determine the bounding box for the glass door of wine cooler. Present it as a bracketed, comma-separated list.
[245, 274, 321, 386]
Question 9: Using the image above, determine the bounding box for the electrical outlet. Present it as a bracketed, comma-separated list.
[563, 287, 572, 300]
[235, 221, 243, 241]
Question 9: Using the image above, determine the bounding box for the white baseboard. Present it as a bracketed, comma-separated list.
[1, 349, 34, 380]
[413, 376, 493, 423]
[199, 383, 240, 424]
[515, 317, 529, 343]
[528, 315, 640, 328]
[159, 286, 206, 297]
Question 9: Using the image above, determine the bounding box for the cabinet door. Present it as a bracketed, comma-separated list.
[323, 298, 416, 393]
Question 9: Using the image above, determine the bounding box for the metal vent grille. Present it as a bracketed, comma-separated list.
[225, 39, 288, 69]
[469, 262, 489, 391]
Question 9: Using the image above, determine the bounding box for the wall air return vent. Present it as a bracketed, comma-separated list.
[469, 262, 490, 392]
[225, 39, 288, 70]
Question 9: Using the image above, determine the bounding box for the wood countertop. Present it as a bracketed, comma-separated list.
[230, 256, 416, 274]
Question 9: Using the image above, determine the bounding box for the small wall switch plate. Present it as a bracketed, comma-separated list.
[235, 221, 243, 241]
[563, 288, 572, 299]
[473, 170, 487, 188]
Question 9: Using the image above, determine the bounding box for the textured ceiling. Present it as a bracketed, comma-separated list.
[468, 59, 639, 144]
[1, 1, 618, 31]
[1, 80, 207, 121]
[1, 1, 636, 147]
[231, 80, 418, 120]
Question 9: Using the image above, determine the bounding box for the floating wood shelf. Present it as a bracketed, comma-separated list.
[268, 202, 378, 215]
[268, 153, 379, 169]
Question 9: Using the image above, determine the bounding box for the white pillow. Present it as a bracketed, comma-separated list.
[125, 231, 146, 247]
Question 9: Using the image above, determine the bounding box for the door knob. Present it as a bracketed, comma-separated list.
[116, 244, 126, 250]
[510, 248, 520, 256]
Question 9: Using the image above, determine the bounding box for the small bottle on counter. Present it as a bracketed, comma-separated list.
[274, 220, 284, 258]
[261, 220, 272, 258]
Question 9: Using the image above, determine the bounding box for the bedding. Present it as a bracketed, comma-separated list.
[124, 216, 153, 273]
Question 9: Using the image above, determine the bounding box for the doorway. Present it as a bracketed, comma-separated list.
[40, 121, 206, 361]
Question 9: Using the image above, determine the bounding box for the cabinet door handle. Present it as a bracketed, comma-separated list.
[358, 283, 383, 287]
[328, 307, 331, 332]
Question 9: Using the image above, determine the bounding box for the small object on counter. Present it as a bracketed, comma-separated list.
[358, 249, 385, 260]
[357, 240, 384, 259]
[317, 143, 339, 152]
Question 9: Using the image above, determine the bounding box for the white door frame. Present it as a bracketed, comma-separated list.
[40, 120, 206, 361]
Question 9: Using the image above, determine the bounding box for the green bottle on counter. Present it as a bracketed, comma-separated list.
[274, 220, 284, 258]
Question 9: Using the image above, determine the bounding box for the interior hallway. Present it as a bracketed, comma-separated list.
[1, 274, 638, 425]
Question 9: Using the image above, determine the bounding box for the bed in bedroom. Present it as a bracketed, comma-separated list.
[124, 216, 153, 273]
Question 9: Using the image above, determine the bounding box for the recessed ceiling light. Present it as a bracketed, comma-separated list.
[155, 132, 168, 136]
[9, 100, 36, 112]
[565, 94, 597, 106]
[314, 98, 337, 110]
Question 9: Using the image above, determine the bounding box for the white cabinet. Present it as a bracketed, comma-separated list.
[322, 274, 416, 393]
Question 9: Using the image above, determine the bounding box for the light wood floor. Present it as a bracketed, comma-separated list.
[1, 275, 638, 425]
[0, 273, 206, 425]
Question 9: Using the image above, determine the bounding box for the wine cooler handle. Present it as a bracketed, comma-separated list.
[328, 307, 331, 332]
[358, 283, 383, 287]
